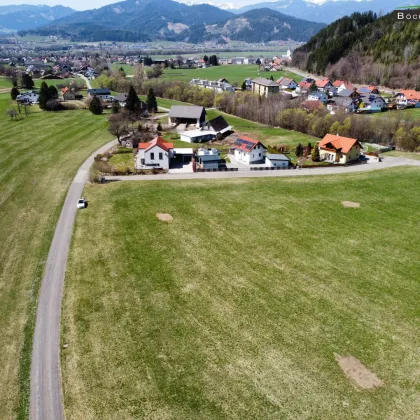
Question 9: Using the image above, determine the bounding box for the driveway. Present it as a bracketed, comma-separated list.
[30, 139, 117, 420]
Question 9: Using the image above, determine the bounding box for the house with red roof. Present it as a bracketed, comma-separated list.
[316, 78, 333, 93]
[318, 134, 363, 164]
[394, 90, 420, 108]
[231, 136, 267, 164]
[136, 136, 174, 170]
[276, 77, 298, 90]
[332, 80, 354, 94]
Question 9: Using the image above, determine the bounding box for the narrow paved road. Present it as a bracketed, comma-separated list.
[105, 157, 420, 182]
[30, 139, 117, 420]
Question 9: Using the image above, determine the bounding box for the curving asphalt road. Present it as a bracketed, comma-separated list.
[30, 139, 117, 420]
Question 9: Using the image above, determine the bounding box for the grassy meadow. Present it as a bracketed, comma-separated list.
[161, 65, 300, 86]
[0, 93, 112, 419]
[62, 167, 420, 419]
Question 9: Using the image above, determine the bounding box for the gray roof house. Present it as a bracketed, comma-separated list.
[87, 88, 111, 98]
[168, 105, 206, 128]
[265, 153, 290, 168]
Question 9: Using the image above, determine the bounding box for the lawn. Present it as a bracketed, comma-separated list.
[162, 65, 300, 86]
[0, 93, 112, 419]
[0, 76, 12, 89]
[62, 167, 420, 419]
[382, 150, 420, 160]
[206, 109, 317, 147]
[110, 63, 134, 75]
[33, 78, 86, 90]
[370, 108, 420, 120]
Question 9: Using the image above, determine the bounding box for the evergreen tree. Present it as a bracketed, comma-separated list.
[112, 99, 121, 114]
[10, 87, 20, 100]
[89, 96, 103, 115]
[270, 75, 274, 81]
[307, 142, 312, 154]
[38, 82, 49, 110]
[256, 58, 261, 65]
[157, 122, 162, 131]
[295, 143, 304, 158]
[241, 81, 247, 91]
[48, 85, 58, 100]
[21, 73, 34, 89]
[311, 143, 320, 162]
[125, 85, 140, 113]
[146, 88, 158, 113]
[203, 55, 209, 63]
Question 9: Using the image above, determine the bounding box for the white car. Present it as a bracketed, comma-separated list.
[77, 198, 87, 209]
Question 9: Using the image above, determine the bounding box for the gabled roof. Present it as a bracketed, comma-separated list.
[266, 153, 290, 161]
[277, 77, 295, 85]
[232, 136, 266, 152]
[87, 88, 110, 95]
[358, 85, 378, 93]
[298, 81, 313, 90]
[207, 115, 230, 132]
[138, 136, 173, 152]
[337, 89, 358, 97]
[114, 93, 128, 102]
[396, 90, 420, 100]
[168, 105, 205, 119]
[332, 97, 354, 107]
[315, 78, 331, 88]
[251, 77, 279, 87]
[319, 134, 362, 154]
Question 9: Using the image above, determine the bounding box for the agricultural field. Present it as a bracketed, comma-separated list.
[161, 65, 299, 86]
[0, 76, 12, 89]
[110, 63, 134, 75]
[369, 108, 420, 120]
[0, 93, 112, 419]
[382, 150, 420, 160]
[62, 167, 420, 419]
[150, 50, 288, 60]
[34, 78, 86, 90]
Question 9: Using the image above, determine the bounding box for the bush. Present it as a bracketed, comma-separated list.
[44, 100, 65, 112]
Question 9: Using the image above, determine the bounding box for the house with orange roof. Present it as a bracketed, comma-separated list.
[315, 78, 333, 93]
[318, 134, 363, 164]
[231, 136, 267, 164]
[394, 90, 420, 108]
[136, 136, 174, 170]
[332, 80, 354, 94]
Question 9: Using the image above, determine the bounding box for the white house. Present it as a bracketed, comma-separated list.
[136, 136, 174, 170]
[265, 154, 290, 168]
[16, 91, 39, 103]
[276, 77, 298, 90]
[307, 91, 328, 104]
[179, 130, 216, 143]
[394, 90, 420, 107]
[358, 94, 387, 113]
[232, 136, 267, 164]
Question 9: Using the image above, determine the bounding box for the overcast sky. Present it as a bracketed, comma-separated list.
[0, 0, 328, 12]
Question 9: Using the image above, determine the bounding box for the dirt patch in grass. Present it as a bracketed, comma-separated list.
[156, 213, 173, 222]
[341, 201, 360, 208]
[335, 355, 384, 390]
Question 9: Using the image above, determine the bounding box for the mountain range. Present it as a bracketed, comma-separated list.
[20, 0, 326, 43]
[0, 4, 74, 32]
[225, 0, 419, 24]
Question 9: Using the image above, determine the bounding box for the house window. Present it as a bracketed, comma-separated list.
[159, 152, 163, 160]
[141, 158, 145, 165]
[259, 153, 261, 157]
[150, 153, 155, 160]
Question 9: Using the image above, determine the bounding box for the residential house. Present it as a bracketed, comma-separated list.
[61, 87, 76, 101]
[276, 77, 298, 90]
[394, 90, 420, 108]
[136, 136, 174, 170]
[297, 80, 314, 93]
[243, 78, 252, 89]
[168, 106, 206, 128]
[358, 85, 379, 95]
[357, 94, 386, 113]
[265, 154, 290, 168]
[232, 136, 267, 164]
[316, 78, 333, 93]
[113, 93, 128, 106]
[327, 97, 357, 113]
[337, 89, 360, 100]
[307, 91, 328, 104]
[251, 77, 280, 97]
[332, 81, 354, 94]
[196, 148, 220, 170]
[87, 88, 112, 100]
[16, 91, 39, 104]
[318, 134, 363, 164]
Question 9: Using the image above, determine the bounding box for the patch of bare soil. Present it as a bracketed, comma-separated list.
[341, 201, 360, 208]
[335, 354, 384, 390]
[156, 213, 173, 222]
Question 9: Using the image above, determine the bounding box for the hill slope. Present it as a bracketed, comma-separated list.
[231, 0, 419, 24]
[0, 4, 74, 32]
[21, 0, 325, 43]
[292, 11, 420, 89]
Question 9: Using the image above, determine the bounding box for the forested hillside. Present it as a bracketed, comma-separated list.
[292, 12, 420, 89]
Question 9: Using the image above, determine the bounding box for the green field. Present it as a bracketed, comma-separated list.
[370, 108, 420, 120]
[382, 150, 420, 160]
[0, 77, 12, 89]
[206, 109, 316, 146]
[62, 167, 420, 419]
[150, 50, 288, 60]
[34, 78, 86, 89]
[162, 65, 300, 86]
[0, 93, 112, 419]
[110, 63, 134, 75]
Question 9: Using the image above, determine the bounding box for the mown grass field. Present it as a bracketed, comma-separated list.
[0, 76, 12, 88]
[62, 167, 420, 419]
[206, 109, 316, 147]
[370, 108, 420, 120]
[382, 150, 420, 160]
[162, 65, 299, 86]
[34, 78, 86, 90]
[0, 93, 112, 419]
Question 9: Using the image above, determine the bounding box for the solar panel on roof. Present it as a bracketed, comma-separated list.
[246, 144, 253, 150]
[234, 140, 243, 146]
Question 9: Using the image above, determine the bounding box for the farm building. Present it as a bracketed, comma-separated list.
[168, 106, 206, 128]
[179, 130, 216, 143]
